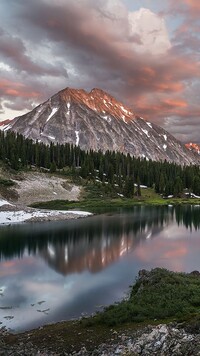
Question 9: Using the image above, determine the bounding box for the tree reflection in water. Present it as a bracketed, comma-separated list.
[0, 205, 199, 275]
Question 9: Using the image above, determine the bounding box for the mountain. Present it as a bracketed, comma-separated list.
[3, 87, 200, 165]
[0, 119, 12, 130]
[185, 143, 200, 155]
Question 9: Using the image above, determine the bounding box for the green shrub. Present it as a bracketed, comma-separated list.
[93, 268, 200, 326]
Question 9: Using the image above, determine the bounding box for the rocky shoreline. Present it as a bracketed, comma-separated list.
[0, 199, 92, 225]
[1, 322, 200, 355]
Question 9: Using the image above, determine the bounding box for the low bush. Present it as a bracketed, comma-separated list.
[90, 268, 200, 326]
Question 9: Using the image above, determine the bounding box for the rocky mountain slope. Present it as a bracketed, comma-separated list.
[0, 119, 12, 129]
[3, 87, 200, 165]
[185, 142, 200, 155]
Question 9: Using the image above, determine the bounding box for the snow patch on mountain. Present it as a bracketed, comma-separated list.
[75, 130, 80, 146]
[67, 102, 71, 115]
[141, 128, 150, 137]
[146, 122, 152, 128]
[142, 154, 149, 161]
[121, 106, 128, 114]
[46, 108, 58, 123]
[6, 87, 200, 165]
[122, 115, 127, 124]
[102, 115, 111, 123]
[3, 124, 12, 131]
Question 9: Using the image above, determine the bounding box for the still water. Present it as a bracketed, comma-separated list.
[0, 205, 200, 332]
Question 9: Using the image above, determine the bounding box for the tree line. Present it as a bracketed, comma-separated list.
[0, 130, 200, 197]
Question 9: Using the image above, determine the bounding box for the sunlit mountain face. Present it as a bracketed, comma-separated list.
[2, 87, 200, 165]
[185, 143, 200, 155]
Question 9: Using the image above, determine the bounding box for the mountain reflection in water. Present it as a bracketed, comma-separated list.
[0, 205, 200, 332]
[0, 206, 171, 274]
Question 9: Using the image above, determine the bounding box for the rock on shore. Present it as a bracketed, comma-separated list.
[1, 322, 200, 355]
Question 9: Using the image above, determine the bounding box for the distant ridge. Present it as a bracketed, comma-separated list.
[185, 143, 200, 155]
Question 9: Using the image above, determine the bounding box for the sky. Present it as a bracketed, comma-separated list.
[0, 0, 199, 143]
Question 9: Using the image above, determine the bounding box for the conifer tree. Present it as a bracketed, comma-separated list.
[173, 176, 183, 197]
[192, 175, 200, 196]
[123, 177, 134, 198]
[50, 161, 57, 173]
[135, 175, 141, 196]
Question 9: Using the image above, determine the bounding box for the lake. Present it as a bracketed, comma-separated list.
[0, 205, 200, 332]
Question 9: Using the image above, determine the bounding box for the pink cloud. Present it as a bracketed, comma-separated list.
[0, 79, 40, 99]
[163, 99, 188, 108]
[185, 0, 200, 12]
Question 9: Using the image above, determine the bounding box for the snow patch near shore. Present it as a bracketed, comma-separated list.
[0, 199, 14, 207]
[0, 209, 92, 225]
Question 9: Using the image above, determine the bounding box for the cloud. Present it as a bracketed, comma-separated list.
[184, 0, 200, 15]
[0, 78, 39, 98]
[128, 8, 171, 55]
[0, 28, 68, 77]
[0, 0, 199, 143]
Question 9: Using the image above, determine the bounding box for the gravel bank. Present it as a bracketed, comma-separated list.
[0, 172, 92, 225]
[12, 173, 82, 205]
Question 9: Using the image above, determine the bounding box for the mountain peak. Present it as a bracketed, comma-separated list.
[3, 86, 200, 165]
[59, 87, 88, 101]
[90, 88, 105, 95]
[58, 87, 135, 121]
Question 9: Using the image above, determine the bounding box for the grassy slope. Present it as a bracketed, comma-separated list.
[31, 183, 200, 212]
[0, 162, 199, 209]
[89, 268, 200, 326]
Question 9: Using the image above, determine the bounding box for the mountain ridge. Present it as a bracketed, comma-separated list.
[1, 87, 200, 165]
[57, 87, 136, 122]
